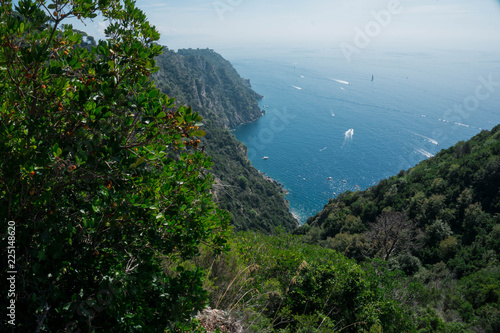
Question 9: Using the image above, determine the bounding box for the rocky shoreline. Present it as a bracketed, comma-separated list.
[260, 172, 301, 227]
[261, 172, 288, 195]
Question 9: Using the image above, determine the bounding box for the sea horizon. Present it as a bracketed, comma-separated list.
[229, 48, 500, 223]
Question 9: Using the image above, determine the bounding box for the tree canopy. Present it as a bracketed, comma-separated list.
[0, 0, 229, 331]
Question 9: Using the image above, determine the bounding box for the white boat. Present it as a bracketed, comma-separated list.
[327, 177, 333, 181]
[262, 156, 269, 160]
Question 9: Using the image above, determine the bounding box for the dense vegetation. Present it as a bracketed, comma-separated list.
[299, 126, 500, 332]
[150, 45, 422, 332]
[192, 231, 417, 333]
[0, 0, 229, 331]
[150, 47, 426, 332]
[155, 48, 263, 129]
[152, 48, 297, 232]
[2, 0, 498, 332]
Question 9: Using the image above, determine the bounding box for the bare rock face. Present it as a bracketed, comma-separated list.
[196, 307, 243, 333]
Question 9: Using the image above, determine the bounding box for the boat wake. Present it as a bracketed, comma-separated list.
[292, 85, 303, 90]
[344, 128, 354, 141]
[410, 131, 439, 145]
[332, 78, 350, 85]
[415, 148, 434, 158]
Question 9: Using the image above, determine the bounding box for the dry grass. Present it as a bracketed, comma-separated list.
[196, 307, 243, 333]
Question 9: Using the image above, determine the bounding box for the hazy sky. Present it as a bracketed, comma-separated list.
[76, 0, 500, 54]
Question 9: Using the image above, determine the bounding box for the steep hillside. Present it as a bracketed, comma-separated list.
[192, 231, 415, 333]
[152, 48, 297, 232]
[298, 125, 500, 331]
[155, 48, 262, 129]
[304, 125, 500, 267]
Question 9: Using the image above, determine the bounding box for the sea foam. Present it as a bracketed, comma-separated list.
[410, 131, 439, 145]
[332, 79, 350, 85]
[344, 128, 354, 140]
[415, 148, 434, 158]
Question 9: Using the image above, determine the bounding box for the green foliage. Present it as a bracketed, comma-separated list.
[304, 125, 500, 331]
[389, 252, 422, 276]
[425, 220, 453, 246]
[415, 307, 445, 333]
[438, 236, 458, 261]
[152, 48, 297, 232]
[156, 48, 263, 129]
[0, 0, 229, 331]
[192, 232, 416, 332]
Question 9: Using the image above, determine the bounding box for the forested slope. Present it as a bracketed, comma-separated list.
[155, 48, 262, 129]
[298, 125, 500, 332]
[193, 231, 415, 333]
[152, 48, 297, 232]
[9, 3, 498, 331]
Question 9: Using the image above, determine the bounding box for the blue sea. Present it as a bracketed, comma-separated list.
[226, 48, 500, 223]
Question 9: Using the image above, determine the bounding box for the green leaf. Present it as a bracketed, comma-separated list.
[149, 89, 158, 99]
[52, 144, 62, 157]
[131, 156, 146, 168]
[193, 130, 206, 137]
[157, 111, 166, 118]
